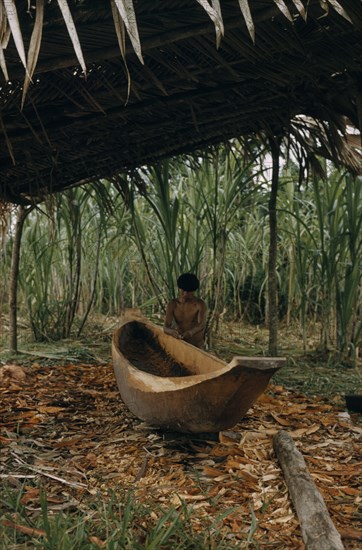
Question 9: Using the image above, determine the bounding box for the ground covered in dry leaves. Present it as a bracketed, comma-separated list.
[1, 358, 361, 548]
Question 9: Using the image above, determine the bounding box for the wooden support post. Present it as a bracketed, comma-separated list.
[9, 206, 27, 354]
[268, 135, 281, 356]
[273, 430, 344, 550]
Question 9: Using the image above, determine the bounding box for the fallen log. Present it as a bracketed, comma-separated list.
[273, 430, 344, 550]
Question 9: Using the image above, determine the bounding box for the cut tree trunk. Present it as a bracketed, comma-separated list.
[273, 430, 344, 550]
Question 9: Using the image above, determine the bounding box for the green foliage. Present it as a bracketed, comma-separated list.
[275, 169, 362, 357]
[128, 159, 195, 305]
[1, 142, 361, 359]
[0, 483, 249, 549]
[16, 184, 135, 340]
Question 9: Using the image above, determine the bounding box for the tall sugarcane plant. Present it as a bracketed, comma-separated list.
[277, 170, 362, 358]
[186, 145, 265, 339]
[329, 173, 362, 356]
[15, 183, 134, 340]
[1, 147, 361, 360]
[309, 171, 362, 355]
[277, 176, 320, 351]
[128, 160, 196, 306]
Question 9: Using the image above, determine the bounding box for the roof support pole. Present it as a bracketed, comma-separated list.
[9, 205, 33, 354]
[267, 135, 281, 356]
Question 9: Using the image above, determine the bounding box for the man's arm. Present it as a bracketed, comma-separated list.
[163, 300, 180, 338]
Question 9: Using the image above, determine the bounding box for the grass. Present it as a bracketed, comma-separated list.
[212, 320, 362, 404]
[272, 355, 362, 401]
[0, 483, 251, 550]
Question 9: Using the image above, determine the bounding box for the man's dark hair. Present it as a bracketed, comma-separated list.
[177, 273, 200, 292]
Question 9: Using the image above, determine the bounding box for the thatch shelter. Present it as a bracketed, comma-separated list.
[0, 0, 361, 204]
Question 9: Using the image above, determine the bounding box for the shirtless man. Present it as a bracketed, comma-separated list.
[164, 273, 207, 349]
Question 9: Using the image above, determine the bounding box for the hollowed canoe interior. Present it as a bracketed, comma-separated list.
[119, 321, 192, 377]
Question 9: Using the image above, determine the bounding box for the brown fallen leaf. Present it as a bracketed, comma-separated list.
[273, 514, 296, 523]
[290, 424, 320, 438]
[339, 527, 362, 541]
[310, 472, 334, 483]
[225, 460, 258, 482]
[202, 466, 225, 477]
[1, 520, 46, 537]
[219, 432, 240, 445]
[1, 360, 360, 550]
[0, 365, 27, 385]
[54, 437, 85, 447]
[269, 413, 290, 426]
[338, 486, 361, 496]
[0, 436, 14, 443]
[36, 406, 65, 414]
[20, 488, 40, 504]
[350, 426, 362, 435]
[88, 536, 106, 547]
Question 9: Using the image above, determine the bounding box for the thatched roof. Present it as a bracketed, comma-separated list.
[0, 0, 361, 204]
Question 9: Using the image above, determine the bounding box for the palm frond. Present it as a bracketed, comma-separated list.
[3, 0, 26, 71]
[197, 0, 224, 47]
[291, 0, 307, 20]
[56, 0, 86, 74]
[237, 0, 255, 42]
[113, 0, 143, 64]
[326, 0, 352, 22]
[111, 0, 131, 103]
[273, 0, 293, 22]
[22, 0, 44, 108]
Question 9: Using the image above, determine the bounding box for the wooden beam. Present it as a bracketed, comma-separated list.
[273, 430, 344, 550]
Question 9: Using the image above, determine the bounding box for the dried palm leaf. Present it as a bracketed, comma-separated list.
[319, 0, 329, 12]
[196, 0, 224, 48]
[0, 45, 8, 80]
[0, 112, 15, 165]
[3, 0, 27, 71]
[291, 0, 307, 20]
[0, 29, 10, 51]
[0, 5, 10, 78]
[273, 0, 293, 22]
[211, 0, 223, 29]
[237, 0, 255, 42]
[0, 1, 5, 36]
[112, 0, 143, 64]
[56, 0, 86, 74]
[327, 0, 352, 23]
[290, 115, 362, 176]
[0, 3, 10, 48]
[22, 0, 44, 109]
[111, 0, 131, 103]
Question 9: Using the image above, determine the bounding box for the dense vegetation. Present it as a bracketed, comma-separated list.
[1, 143, 361, 360]
[1, 143, 361, 550]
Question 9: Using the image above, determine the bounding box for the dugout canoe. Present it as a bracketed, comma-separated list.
[112, 314, 285, 433]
